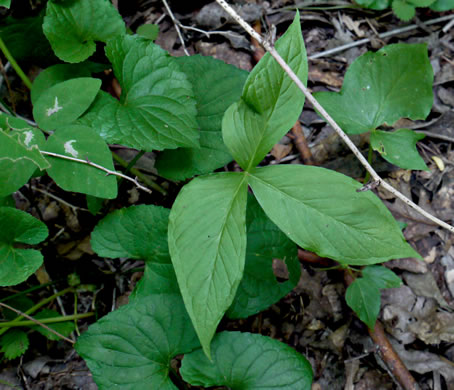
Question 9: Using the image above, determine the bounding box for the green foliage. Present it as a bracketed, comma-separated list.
[0, 207, 48, 286]
[430, 0, 454, 10]
[346, 265, 402, 328]
[0, 0, 11, 8]
[44, 125, 117, 198]
[315, 44, 432, 170]
[370, 129, 428, 170]
[75, 295, 200, 390]
[136, 23, 159, 41]
[223, 16, 307, 171]
[78, 35, 199, 152]
[31, 309, 75, 340]
[0, 329, 29, 360]
[43, 0, 126, 63]
[156, 55, 248, 180]
[181, 331, 313, 389]
[33, 78, 101, 130]
[356, 0, 452, 19]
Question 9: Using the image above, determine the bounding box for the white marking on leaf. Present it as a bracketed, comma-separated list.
[46, 97, 63, 117]
[23, 131, 34, 147]
[64, 140, 78, 157]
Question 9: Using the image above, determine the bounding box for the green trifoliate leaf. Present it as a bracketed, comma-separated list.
[31, 63, 106, 105]
[169, 172, 249, 357]
[315, 44, 433, 134]
[43, 0, 125, 63]
[156, 55, 248, 180]
[78, 34, 199, 152]
[75, 295, 199, 390]
[136, 23, 159, 41]
[0, 207, 48, 286]
[0, 330, 29, 360]
[370, 129, 428, 170]
[33, 78, 101, 130]
[346, 278, 381, 329]
[392, 0, 416, 20]
[0, 125, 49, 197]
[0, 1, 11, 8]
[91, 205, 170, 262]
[0, 16, 55, 64]
[362, 265, 402, 290]
[44, 125, 117, 198]
[181, 331, 313, 389]
[227, 196, 300, 319]
[249, 165, 420, 265]
[222, 12, 307, 171]
[31, 309, 75, 341]
[430, 0, 454, 11]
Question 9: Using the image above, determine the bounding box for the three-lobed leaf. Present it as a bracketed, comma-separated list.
[314, 44, 433, 134]
[0, 329, 29, 360]
[0, 207, 48, 286]
[370, 128, 428, 170]
[248, 165, 420, 265]
[78, 34, 199, 152]
[44, 125, 117, 198]
[222, 12, 307, 171]
[168, 172, 249, 357]
[43, 0, 125, 63]
[181, 331, 313, 389]
[156, 55, 248, 180]
[75, 295, 199, 390]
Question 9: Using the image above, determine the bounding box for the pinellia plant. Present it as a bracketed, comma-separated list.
[0, 0, 451, 388]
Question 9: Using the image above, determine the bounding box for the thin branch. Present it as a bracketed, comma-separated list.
[29, 185, 90, 212]
[162, 0, 190, 56]
[0, 302, 76, 344]
[308, 14, 454, 60]
[40, 151, 152, 194]
[415, 130, 454, 143]
[214, 0, 454, 234]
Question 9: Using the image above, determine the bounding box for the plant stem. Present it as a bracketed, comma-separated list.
[0, 287, 73, 337]
[0, 36, 33, 90]
[0, 281, 56, 303]
[112, 151, 167, 195]
[0, 312, 94, 328]
[214, 0, 454, 234]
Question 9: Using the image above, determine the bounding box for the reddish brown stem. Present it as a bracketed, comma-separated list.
[344, 272, 420, 390]
[291, 121, 315, 165]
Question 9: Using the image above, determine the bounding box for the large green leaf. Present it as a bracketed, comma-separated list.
[44, 125, 117, 198]
[78, 34, 199, 152]
[181, 331, 313, 389]
[91, 205, 169, 262]
[362, 265, 402, 290]
[91, 205, 179, 297]
[0, 207, 48, 286]
[31, 62, 106, 105]
[156, 55, 248, 180]
[315, 44, 433, 134]
[168, 172, 248, 357]
[222, 13, 307, 171]
[43, 0, 125, 63]
[370, 129, 428, 170]
[0, 1, 11, 8]
[248, 165, 420, 265]
[430, 0, 454, 11]
[0, 120, 49, 197]
[346, 278, 381, 329]
[75, 295, 199, 390]
[33, 78, 101, 130]
[227, 196, 300, 319]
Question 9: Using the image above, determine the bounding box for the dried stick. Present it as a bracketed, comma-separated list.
[40, 151, 152, 194]
[0, 302, 75, 344]
[214, 0, 454, 234]
[344, 273, 420, 390]
[292, 121, 315, 165]
[162, 0, 190, 56]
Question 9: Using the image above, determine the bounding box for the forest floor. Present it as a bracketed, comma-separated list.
[1, 0, 454, 389]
